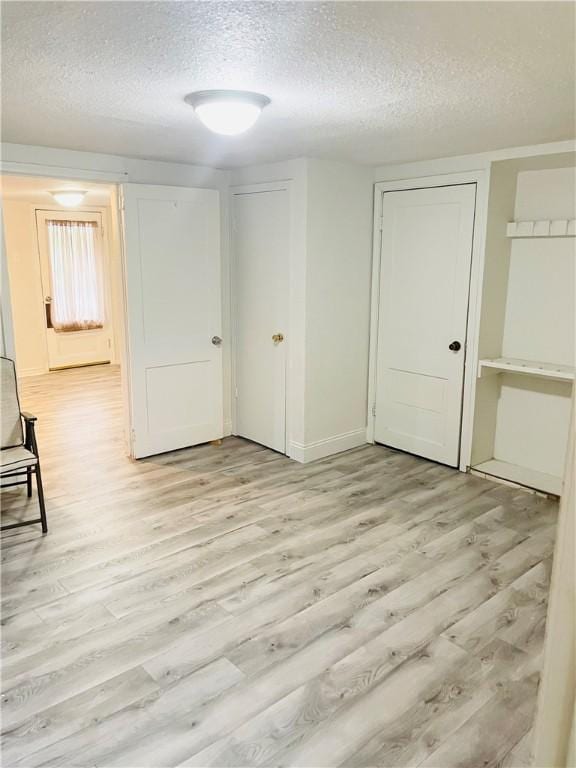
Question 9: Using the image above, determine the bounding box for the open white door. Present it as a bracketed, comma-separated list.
[121, 184, 223, 459]
[374, 184, 476, 467]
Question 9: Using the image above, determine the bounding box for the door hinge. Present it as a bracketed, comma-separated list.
[234, 387, 238, 399]
[379, 217, 384, 232]
[371, 403, 376, 417]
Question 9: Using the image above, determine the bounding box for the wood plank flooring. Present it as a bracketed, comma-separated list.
[1, 365, 558, 767]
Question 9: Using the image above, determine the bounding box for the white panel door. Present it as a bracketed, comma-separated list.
[374, 184, 476, 466]
[122, 184, 223, 458]
[36, 210, 113, 369]
[233, 189, 288, 453]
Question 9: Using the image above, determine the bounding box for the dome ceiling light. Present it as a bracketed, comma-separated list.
[50, 190, 87, 207]
[185, 90, 271, 136]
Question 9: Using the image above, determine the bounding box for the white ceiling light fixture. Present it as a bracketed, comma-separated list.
[50, 190, 87, 207]
[185, 90, 271, 136]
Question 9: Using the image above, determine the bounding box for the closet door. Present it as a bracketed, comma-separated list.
[121, 184, 223, 459]
[232, 187, 288, 453]
[374, 184, 476, 467]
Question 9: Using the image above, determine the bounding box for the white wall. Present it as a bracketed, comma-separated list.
[533, 402, 575, 766]
[503, 167, 575, 365]
[3, 199, 48, 375]
[470, 160, 517, 465]
[303, 159, 373, 455]
[5, 139, 573, 465]
[230, 158, 306, 188]
[0, 204, 16, 359]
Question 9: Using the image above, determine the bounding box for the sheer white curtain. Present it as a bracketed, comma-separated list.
[47, 220, 105, 332]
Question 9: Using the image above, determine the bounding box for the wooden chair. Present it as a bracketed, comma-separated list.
[1, 356, 47, 533]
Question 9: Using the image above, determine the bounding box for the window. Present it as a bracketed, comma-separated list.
[46, 219, 105, 332]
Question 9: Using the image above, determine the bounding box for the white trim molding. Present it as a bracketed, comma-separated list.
[0, 160, 128, 183]
[373, 140, 576, 183]
[289, 428, 367, 464]
[17, 366, 48, 378]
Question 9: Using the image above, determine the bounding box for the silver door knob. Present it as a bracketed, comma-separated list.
[211, 336, 222, 346]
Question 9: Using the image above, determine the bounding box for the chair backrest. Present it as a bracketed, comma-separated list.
[1, 357, 24, 449]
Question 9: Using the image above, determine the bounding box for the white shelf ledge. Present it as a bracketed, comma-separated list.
[478, 357, 575, 382]
[506, 219, 575, 238]
[472, 459, 562, 496]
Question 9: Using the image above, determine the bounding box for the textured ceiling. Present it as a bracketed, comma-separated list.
[2, 1, 575, 169]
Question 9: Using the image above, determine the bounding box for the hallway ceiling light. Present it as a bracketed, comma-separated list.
[185, 90, 270, 136]
[51, 190, 87, 207]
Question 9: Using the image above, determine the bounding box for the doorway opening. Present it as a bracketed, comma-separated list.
[2, 176, 125, 375]
[1, 175, 129, 526]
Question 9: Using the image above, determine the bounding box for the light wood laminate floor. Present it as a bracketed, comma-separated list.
[1, 365, 558, 767]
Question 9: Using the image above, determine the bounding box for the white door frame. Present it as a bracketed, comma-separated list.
[0, 163, 132, 452]
[367, 170, 489, 471]
[0, 203, 16, 359]
[229, 180, 294, 457]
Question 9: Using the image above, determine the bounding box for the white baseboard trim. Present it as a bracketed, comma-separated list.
[289, 428, 367, 464]
[18, 367, 48, 378]
[223, 420, 233, 437]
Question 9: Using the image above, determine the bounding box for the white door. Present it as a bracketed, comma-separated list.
[232, 188, 288, 453]
[36, 210, 113, 369]
[374, 184, 476, 467]
[121, 184, 223, 459]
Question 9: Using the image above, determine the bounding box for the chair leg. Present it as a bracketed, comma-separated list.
[27, 467, 33, 497]
[35, 464, 48, 534]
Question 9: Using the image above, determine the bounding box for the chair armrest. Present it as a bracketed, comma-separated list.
[21, 412, 38, 454]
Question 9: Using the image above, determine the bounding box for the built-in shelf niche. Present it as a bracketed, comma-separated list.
[470, 152, 575, 496]
[478, 357, 575, 383]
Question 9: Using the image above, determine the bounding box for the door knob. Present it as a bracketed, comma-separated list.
[272, 333, 284, 344]
[448, 340, 462, 352]
[211, 335, 222, 346]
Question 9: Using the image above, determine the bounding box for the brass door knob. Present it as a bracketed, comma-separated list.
[272, 333, 284, 344]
